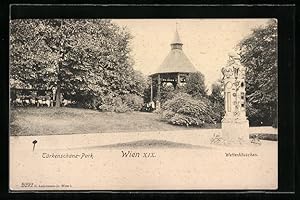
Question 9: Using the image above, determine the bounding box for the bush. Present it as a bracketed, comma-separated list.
[161, 92, 218, 127]
[162, 92, 190, 112]
[68, 93, 100, 109]
[161, 110, 175, 121]
[114, 103, 131, 113]
[98, 95, 129, 113]
[160, 85, 178, 104]
[153, 108, 163, 115]
[249, 133, 278, 141]
[98, 94, 143, 113]
[210, 102, 225, 123]
[169, 113, 203, 127]
[122, 94, 144, 111]
[98, 104, 114, 112]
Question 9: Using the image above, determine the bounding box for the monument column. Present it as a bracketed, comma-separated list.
[221, 53, 249, 143]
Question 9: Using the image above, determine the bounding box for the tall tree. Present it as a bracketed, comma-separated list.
[183, 71, 207, 98]
[237, 19, 277, 126]
[10, 19, 143, 108]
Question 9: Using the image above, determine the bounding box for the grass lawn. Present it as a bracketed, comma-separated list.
[10, 107, 221, 136]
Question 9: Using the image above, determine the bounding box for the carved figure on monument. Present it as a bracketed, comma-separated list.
[221, 52, 249, 143]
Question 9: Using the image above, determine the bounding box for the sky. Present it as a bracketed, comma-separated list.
[112, 19, 270, 91]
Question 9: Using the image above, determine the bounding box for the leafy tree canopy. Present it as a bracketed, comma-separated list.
[183, 71, 207, 98]
[10, 19, 145, 107]
[237, 19, 277, 126]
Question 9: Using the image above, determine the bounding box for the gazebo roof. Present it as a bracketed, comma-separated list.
[150, 29, 197, 76]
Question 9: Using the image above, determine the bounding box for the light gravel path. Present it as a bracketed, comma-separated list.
[10, 127, 277, 150]
[10, 127, 277, 190]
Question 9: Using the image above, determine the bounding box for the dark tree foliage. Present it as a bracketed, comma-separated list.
[209, 79, 224, 104]
[209, 79, 225, 122]
[143, 77, 152, 103]
[10, 19, 145, 108]
[183, 71, 208, 98]
[237, 19, 277, 127]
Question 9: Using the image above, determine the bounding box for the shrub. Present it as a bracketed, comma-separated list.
[98, 94, 143, 113]
[98, 104, 115, 112]
[122, 94, 144, 111]
[161, 92, 218, 127]
[114, 103, 131, 113]
[249, 133, 278, 141]
[98, 95, 128, 113]
[69, 94, 101, 109]
[153, 108, 163, 115]
[160, 85, 178, 104]
[161, 110, 175, 121]
[169, 113, 203, 127]
[162, 92, 190, 112]
[209, 101, 225, 123]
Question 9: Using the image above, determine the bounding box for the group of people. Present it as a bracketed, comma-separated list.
[141, 101, 156, 112]
[11, 95, 54, 107]
[10, 95, 72, 107]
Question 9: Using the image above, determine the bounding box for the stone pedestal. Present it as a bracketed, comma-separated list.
[222, 118, 249, 143]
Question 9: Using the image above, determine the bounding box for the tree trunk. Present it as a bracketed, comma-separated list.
[55, 54, 63, 107]
[55, 84, 61, 107]
[55, 61, 62, 107]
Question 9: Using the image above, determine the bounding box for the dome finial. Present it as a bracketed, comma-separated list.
[171, 22, 183, 48]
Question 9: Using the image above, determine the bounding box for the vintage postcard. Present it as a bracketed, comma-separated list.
[9, 18, 278, 190]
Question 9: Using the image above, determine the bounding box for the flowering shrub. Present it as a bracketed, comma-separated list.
[169, 113, 203, 127]
[161, 92, 218, 127]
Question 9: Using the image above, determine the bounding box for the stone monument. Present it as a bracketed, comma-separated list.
[221, 52, 249, 143]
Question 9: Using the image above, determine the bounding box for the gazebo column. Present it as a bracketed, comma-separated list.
[150, 77, 153, 102]
[156, 74, 161, 109]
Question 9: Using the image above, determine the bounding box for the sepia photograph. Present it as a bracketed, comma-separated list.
[9, 18, 278, 190]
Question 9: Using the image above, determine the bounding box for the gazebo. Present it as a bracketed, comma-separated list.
[149, 28, 197, 109]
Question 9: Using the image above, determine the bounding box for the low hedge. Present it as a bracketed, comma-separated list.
[249, 133, 278, 141]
